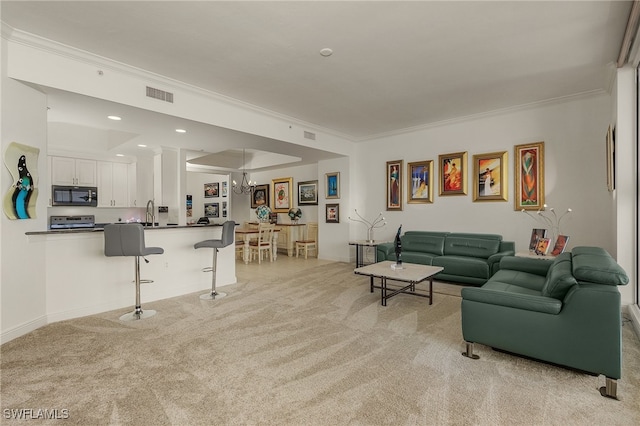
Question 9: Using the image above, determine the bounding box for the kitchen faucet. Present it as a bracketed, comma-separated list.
[145, 199, 155, 227]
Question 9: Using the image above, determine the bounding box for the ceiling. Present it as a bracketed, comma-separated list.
[1, 1, 635, 168]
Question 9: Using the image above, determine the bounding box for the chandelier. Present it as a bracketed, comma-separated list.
[232, 149, 255, 195]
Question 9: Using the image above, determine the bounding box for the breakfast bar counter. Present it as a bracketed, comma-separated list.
[25, 224, 236, 323]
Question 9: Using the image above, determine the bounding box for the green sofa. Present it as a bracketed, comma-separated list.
[376, 231, 515, 285]
[461, 246, 629, 398]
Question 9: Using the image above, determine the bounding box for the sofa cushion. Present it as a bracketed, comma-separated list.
[490, 269, 546, 292]
[571, 246, 629, 286]
[541, 253, 577, 300]
[432, 255, 490, 279]
[400, 251, 436, 265]
[401, 232, 447, 255]
[443, 235, 501, 259]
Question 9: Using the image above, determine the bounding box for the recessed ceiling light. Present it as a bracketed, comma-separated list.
[320, 48, 333, 57]
[116, 154, 124, 157]
[107, 115, 122, 121]
[175, 128, 187, 133]
[137, 144, 147, 148]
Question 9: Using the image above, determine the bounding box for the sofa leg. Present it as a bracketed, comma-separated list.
[599, 377, 619, 400]
[462, 342, 480, 360]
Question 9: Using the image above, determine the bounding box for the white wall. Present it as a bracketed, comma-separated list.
[1, 38, 49, 340]
[186, 171, 229, 224]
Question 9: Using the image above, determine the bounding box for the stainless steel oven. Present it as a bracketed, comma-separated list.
[51, 185, 98, 207]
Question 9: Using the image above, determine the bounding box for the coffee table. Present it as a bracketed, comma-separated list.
[354, 261, 444, 306]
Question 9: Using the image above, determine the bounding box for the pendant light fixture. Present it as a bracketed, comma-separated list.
[232, 149, 255, 195]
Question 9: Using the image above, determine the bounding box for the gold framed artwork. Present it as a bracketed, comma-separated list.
[606, 126, 615, 192]
[386, 159, 403, 210]
[438, 151, 467, 196]
[271, 177, 293, 213]
[407, 160, 433, 204]
[472, 151, 508, 202]
[514, 141, 544, 210]
[325, 172, 340, 199]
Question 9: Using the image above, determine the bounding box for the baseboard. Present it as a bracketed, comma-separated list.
[625, 304, 640, 340]
[1, 315, 48, 345]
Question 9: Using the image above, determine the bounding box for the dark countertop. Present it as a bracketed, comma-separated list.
[26, 223, 222, 236]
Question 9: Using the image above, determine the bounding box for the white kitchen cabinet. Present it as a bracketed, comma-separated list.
[50, 156, 97, 186]
[97, 161, 129, 207]
[132, 157, 154, 207]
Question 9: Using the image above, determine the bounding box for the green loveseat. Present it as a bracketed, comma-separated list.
[461, 246, 629, 398]
[376, 231, 515, 285]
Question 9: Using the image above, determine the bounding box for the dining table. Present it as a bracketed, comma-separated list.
[234, 226, 280, 264]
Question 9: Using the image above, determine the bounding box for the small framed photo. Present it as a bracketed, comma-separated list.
[439, 152, 467, 196]
[326, 203, 339, 223]
[222, 181, 228, 197]
[529, 228, 547, 251]
[515, 141, 545, 210]
[204, 202, 219, 218]
[535, 237, 551, 255]
[473, 151, 508, 201]
[298, 180, 318, 205]
[550, 235, 570, 256]
[407, 160, 433, 204]
[272, 177, 293, 213]
[251, 184, 269, 209]
[326, 172, 340, 199]
[386, 159, 403, 210]
[606, 126, 615, 192]
[204, 183, 219, 198]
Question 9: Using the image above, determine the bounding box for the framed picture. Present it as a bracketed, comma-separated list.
[325, 172, 340, 199]
[407, 160, 433, 204]
[222, 201, 227, 218]
[251, 184, 269, 209]
[326, 203, 339, 223]
[222, 181, 228, 197]
[186, 195, 192, 218]
[272, 177, 293, 213]
[535, 237, 551, 255]
[386, 159, 403, 210]
[204, 183, 219, 198]
[473, 151, 508, 201]
[550, 235, 570, 256]
[529, 228, 547, 251]
[606, 126, 615, 192]
[514, 141, 545, 210]
[438, 152, 467, 196]
[204, 202, 219, 218]
[298, 180, 318, 205]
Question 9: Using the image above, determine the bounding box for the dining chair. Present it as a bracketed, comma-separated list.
[295, 222, 318, 259]
[249, 223, 275, 263]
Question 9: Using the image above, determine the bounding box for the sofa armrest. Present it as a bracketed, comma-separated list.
[498, 256, 553, 276]
[376, 242, 395, 261]
[461, 287, 562, 314]
[487, 250, 516, 275]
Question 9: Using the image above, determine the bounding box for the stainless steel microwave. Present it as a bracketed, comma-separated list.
[51, 186, 98, 207]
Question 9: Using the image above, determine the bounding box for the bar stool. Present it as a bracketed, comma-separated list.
[194, 220, 235, 300]
[104, 223, 164, 321]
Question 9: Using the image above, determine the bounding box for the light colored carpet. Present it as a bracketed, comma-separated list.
[1, 262, 639, 425]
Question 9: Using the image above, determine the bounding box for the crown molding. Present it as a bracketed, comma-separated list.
[2, 23, 355, 143]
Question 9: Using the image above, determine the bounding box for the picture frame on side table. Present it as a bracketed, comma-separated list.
[529, 228, 547, 251]
[438, 152, 467, 196]
[326, 203, 339, 223]
[551, 235, 570, 256]
[251, 184, 269, 209]
[535, 237, 551, 255]
[473, 151, 508, 201]
[326, 172, 340, 199]
[407, 160, 433, 204]
[514, 141, 545, 210]
[272, 177, 293, 213]
[386, 159, 403, 210]
[298, 180, 318, 205]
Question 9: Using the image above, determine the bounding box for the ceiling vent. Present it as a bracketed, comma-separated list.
[146, 86, 174, 103]
[303, 131, 316, 141]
